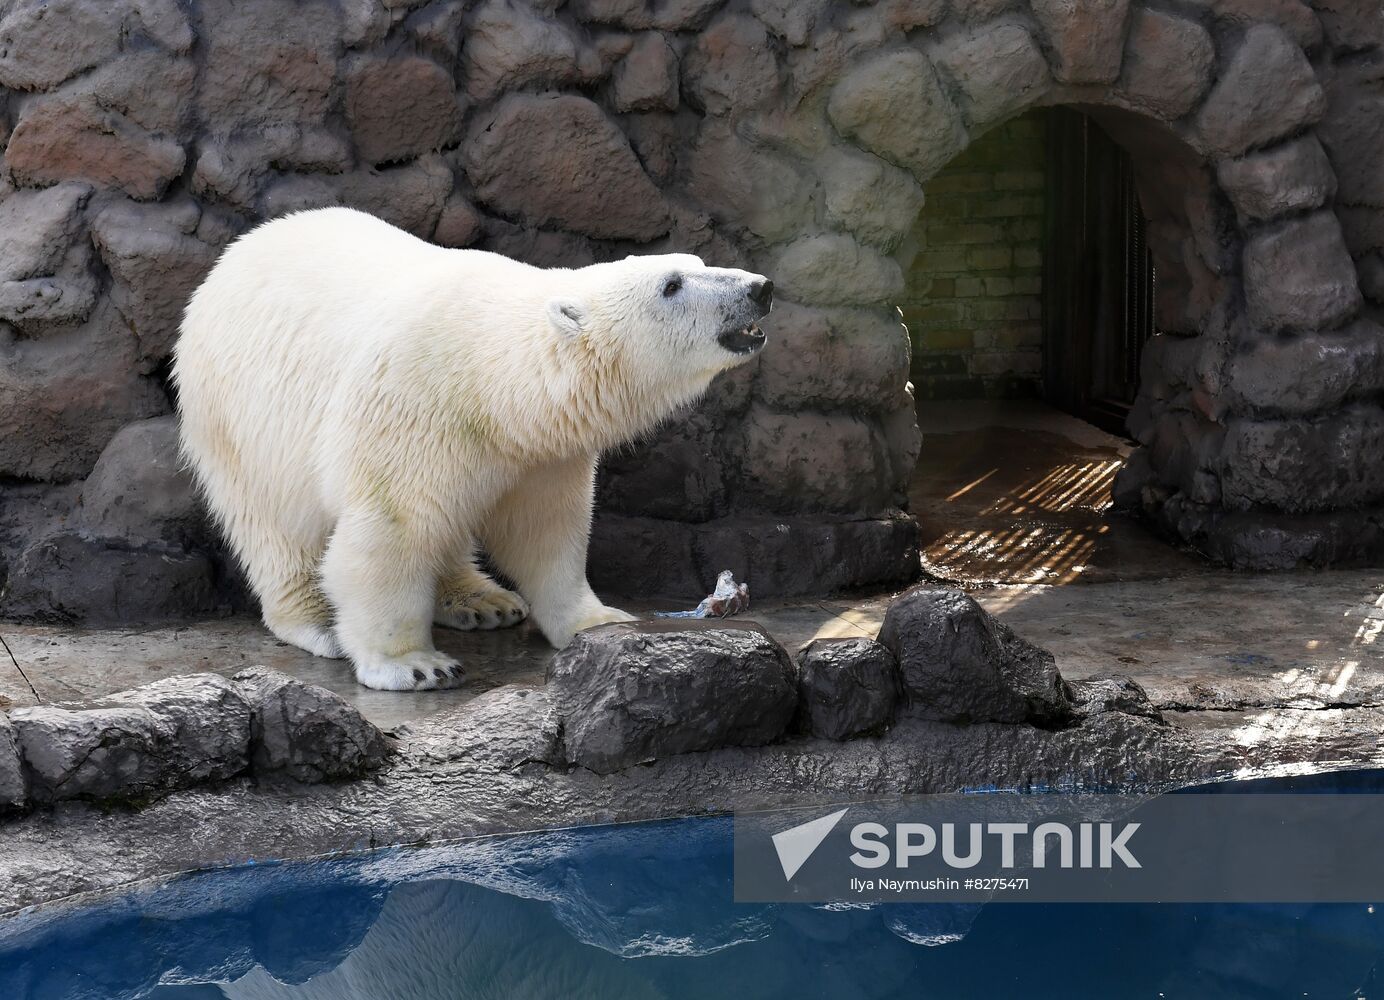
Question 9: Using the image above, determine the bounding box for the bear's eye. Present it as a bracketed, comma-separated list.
[662, 277, 682, 298]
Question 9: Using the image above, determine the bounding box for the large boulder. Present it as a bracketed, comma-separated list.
[0, 0, 125, 90]
[877, 588, 1077, 727]
[685, 121, 816, 244]
[5, 96, 186, 201]
[827, 48, 968, 182]
[1243, 212, 1362, 332]
[736, 406, 896, 515]
[79, 416, 204, 546]
[89, 199, 221, 365]
[10, 674, 251, 804]
[1031, 0, 1130, 85]
[772, 233, 904, 306]
[1116, 8, 1214, 120]
[1070, 675, 1163, 723]
[463, 93, 669, 240]
[817, 146, 925, 252]
[343, 53, 463, 165]
[682, 14, 779, 117]
[461, 0, 597, 101]
[232, 667, 391, 783]
[0, 713, 27, 813]
[546, 620, 798, 774]
[1216, 136, 1336, 224]
[792, 637, 899, 741]
[1, 530, 219, 623]
[929, 21, 1051, 130]
[1194, 25, 1326, 159]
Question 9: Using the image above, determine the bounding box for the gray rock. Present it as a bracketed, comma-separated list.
[5, 95, 186, 201]
[755, 303, 910, 411]
[1220, 407, 1384, 512]
[587, 513, 921, 601]
[462, 0, 597, 102]
[929, 21, 1051, 130]
[1194, 25, 1326, 159]
[683, 14, 779, 117]
[827, 48, 968, 182]
[1243, 212, 1362, 332]
[1, 531, 218, 624]
[612, 32, 679, 112]
[546, 620, 798, 774]
[750, 0, 831, 46]
[773, 233, 904, 306]
[196, 0, 338, 135]
[568, 0, 724, 31]
[877, 588, 1077, 727]
[232, 667, 390, 783]
[685, 121, 815, 244]
[345, 53, 463, 164]
[463, 93, 669, 241]
[1184, 0, 1323, 50]
[793, 637, 898, 740]
[1216, 135, 1336, 224]
[10, 674, 251, 804]
[89, 199, 220, 364]
[736, 406, 895, 515]
[80, 416, 204, 546]
[1117, 8, 1214, 120]
[818, 146, 926, 251]
[0, 0, 124, 90]
[0, 714, 27, 813]
[0, 183, 93, 284]
[333, 154, 453, 239]
[1227, 321, 1384, 414]
[1359, 253, 1384, 306]
[432, 194, 485, 248]
[1031, 0, 1130, 84]
[0, 314, 171, 482]
[1070, 675, 1163, 723]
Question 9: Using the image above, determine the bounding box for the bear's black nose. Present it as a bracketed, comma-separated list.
[748, 279, 773, 313]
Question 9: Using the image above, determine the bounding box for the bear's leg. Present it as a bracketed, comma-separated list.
[434, 551, 529, 630]
[321, 507, 466, 691]
[481, 454, 636, 648]
[261, 567, 344, 660]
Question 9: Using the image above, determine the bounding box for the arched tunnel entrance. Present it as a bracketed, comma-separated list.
[899, 105, 1208, 585]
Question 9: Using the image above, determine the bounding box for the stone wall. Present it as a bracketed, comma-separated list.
[903, 110, 1046, 400]
[1, 0, 1383, 623]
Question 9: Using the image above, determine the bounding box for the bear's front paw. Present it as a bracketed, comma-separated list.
[353, 649, 466, 691]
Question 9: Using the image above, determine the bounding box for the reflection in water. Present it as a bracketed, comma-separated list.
[3, 797, 1384, 999]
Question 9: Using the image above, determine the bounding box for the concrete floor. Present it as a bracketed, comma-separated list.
[1, 400, 1379, 735]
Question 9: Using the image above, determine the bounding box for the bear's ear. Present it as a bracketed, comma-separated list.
[547, 297, 588, 339]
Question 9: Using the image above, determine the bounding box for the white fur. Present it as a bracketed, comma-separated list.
[172, 208, 767, 691]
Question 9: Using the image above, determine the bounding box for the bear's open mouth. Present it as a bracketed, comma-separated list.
[717, 323, 766, 355]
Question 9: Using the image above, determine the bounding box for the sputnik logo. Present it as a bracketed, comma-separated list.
[772, 808, 849, 881]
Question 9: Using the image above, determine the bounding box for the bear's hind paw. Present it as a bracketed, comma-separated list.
[353, 650, 466, 691]
[435, 587, 529, 631]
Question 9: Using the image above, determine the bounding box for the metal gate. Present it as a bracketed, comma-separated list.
[1041, 107, 1155, 436]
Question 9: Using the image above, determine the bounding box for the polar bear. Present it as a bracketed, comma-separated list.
[173, 208, 771, 691]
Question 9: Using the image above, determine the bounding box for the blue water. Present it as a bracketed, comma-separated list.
[4, 770, 1383, 999]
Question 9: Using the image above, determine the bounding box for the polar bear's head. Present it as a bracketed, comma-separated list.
[546, 253, 773, 385]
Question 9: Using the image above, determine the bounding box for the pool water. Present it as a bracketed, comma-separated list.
[4, 771, 1383, 999]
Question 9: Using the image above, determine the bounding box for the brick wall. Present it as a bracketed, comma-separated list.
[901, 111, 1048, 399]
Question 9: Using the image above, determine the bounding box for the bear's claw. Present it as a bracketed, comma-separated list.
[354, 650, 466, 691]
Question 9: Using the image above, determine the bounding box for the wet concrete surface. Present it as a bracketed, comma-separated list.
[913, 399, 1210, 584]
